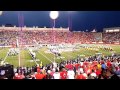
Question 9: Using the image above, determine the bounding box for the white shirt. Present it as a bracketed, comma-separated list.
[91, 72, 97, 77]
[80, 62, 83, 66]
[79, 68, 84, 73]
[14, 68, 17, 73]
[47, 70, 51, 74]
[67, 70, 75, 79]
[53, 62, 57, 68]
[53, 72, 60, 79]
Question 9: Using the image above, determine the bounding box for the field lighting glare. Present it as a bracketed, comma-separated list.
[0, 11, 3, 15]
[49, 11, 59, 20]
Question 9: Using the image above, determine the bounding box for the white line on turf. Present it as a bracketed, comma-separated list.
[18, 49, 21, 67]
[1, 50, 9, 65]
[38, 51, 53, 63]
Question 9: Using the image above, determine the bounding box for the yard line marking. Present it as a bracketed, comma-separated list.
[3, 53, 8, 62]
[1, 49, 9, 65]
[18, 48, 21, 67]
[38, 51, 53, 63]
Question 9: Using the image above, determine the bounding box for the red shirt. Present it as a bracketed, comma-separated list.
[101, 60, 104, 64]
[65, 64, 69, 69]
[92, 66, 97, 72]
[96, 70, 101, 76]
[67, 64, 73, 70]
[76, 74, 86, 79]
[35, 73, 45, 79]
[84, 62, 88, 66]
[93, 61, 97, 65]
[60, 71, 67, 79]
[85, 68, 91, 74]
[75, 64, 80, 70]
[107, 61, 112, 67]
[80, 65, 84, 68]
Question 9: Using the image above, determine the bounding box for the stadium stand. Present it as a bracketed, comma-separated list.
[0, 26, 120, 79]
[0, 26, 120, 46]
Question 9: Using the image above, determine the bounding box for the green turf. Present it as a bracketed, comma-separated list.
[0, 44, 120, 67]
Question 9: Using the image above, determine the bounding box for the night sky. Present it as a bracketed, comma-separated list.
[0, 11, 120, 32]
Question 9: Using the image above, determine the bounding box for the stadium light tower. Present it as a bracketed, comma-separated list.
[68, 11, 73, 31]
[0, 11, 3, 15]
[17, 11, 24, 67]
[49, 11, 59, 64]
[49, 11, 59, 28]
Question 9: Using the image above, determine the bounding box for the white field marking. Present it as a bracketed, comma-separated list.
[18, 49, 21, 67]
[27, 59, 40, 62]
[2, 52, 8, 63]
[38, 51, 53, 63]
[56, 57, 65, 59]
[2, 48, 12, 62]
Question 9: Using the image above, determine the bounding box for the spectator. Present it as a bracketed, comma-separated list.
[90, 70, 97, 78]
[67, 68, 75, 79]
[53, 69, 60, 79]
[60, 68, 67, 79]
[35, 69, 45, 79]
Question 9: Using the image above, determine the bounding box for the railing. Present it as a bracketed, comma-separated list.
[0, 26, 69, 31]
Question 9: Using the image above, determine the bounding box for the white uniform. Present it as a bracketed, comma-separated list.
[53, 72, 60, 79]
[67, 70, 75, 79]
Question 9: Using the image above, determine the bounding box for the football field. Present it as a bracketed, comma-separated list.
[0, 44, 120, 67]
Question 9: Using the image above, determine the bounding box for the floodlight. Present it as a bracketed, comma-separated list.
[49, 11, 59, 20]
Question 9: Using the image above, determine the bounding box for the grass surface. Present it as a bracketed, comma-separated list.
[0, 44, 120, 67]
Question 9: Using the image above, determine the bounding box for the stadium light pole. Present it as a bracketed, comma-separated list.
[68, 11, 74, 44]
[0, 11, 3, 16]
[50, 11, 59, 28]
[49, 11, 59, 63]
[17, 11, 24, 67]
[68, 11, 74, 31]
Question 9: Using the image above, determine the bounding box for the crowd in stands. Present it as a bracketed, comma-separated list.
[0, 30, 99, 45]
[0, 29, 120, 45]
[102, 32, 120, 44]
[1, 54, 120, 79]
